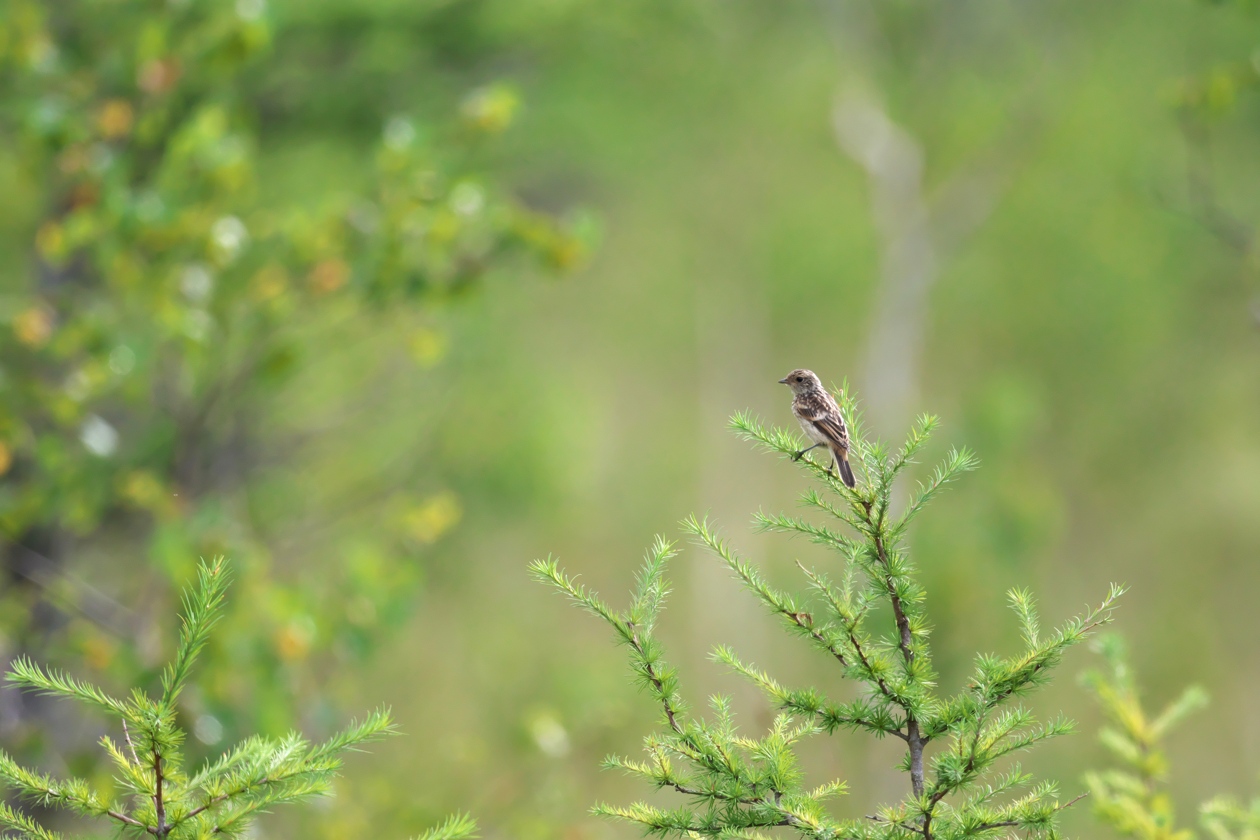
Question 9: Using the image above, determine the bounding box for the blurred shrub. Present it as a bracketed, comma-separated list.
[0, 0, 588, 747]
[1169, 0, 1260, 272]
[1083, 634, 1259, 840]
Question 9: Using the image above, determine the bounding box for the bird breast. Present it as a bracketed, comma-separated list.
[797, 416, 831, 446]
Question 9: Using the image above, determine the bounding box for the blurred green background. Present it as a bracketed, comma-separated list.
[1, 0, 1258, 838]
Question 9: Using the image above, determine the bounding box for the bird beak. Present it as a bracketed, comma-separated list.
[778, 377, 789, 384]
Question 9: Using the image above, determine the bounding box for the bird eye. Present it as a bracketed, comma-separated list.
[795, 376, 802, 382]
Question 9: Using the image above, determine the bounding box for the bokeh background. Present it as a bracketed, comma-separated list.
[1, 0, 1258, 838]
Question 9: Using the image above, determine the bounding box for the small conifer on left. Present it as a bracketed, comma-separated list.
[0, 557, 475, 840]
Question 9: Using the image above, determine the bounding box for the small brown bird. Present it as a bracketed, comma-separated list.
[779, 369, 856, 488]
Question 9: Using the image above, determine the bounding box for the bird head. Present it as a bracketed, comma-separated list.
[778, 369, 823, 395]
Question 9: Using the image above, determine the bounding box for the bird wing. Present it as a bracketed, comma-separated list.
[796, 395, 849, 449]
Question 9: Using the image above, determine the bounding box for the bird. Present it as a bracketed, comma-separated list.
[779, 369, 856, 488]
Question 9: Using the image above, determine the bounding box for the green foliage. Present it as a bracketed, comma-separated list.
[0, 0, 587, 738]
[1172, 0, 1260, 119]
[0, 557, 473, 840]
[535, 387, 1123, 840]
[1168, 0, 1260, 262]
[1202, 798, 1260, 840]
[413, 813, 480, 840]
[1081, 635, 1206, 840]
[1082, 635, 1257, 840]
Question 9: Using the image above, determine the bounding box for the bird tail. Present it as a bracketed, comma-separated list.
[834, 450, 856, 488]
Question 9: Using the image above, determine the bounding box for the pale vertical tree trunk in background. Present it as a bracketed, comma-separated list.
[835, 94, 1009, 438]
[834, 96, 938, 436]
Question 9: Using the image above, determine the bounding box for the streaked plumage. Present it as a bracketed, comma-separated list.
[778, 368, 856, 488]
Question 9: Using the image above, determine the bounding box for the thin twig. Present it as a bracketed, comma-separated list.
[866, 813, 927, 836]
[179, 776, 273, 823]
[105, 808, 152, 833]
[970, 792, 1089, 833]
[122, 721, 140, 765]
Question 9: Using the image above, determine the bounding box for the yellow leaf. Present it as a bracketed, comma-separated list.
[408, 328, 447, 368]
[251, 263, 289, 301]
[401, 491, 463, 544]
[308, 258, 349, 294]
[12, 306, 53, 347]
[97, 99, 134, 138]
[460, 84, 520, 134]
[275, 617, 316, 661]
[35, 222, 67, 262]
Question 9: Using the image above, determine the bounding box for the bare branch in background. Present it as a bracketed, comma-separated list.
[1179, 116, 1255, 257]
[834, 92, 1012, 433]
[834, 94, 937, 434]
[0, 536, 135, 638]
[1170, 116, 1260, 327]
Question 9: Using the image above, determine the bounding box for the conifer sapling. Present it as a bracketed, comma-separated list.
[1082, 634, 1258, 840]
[0, 558, 475, 840]
[534, 386, 1124, 840]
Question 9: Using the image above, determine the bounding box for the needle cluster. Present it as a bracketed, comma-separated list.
[534, 386, 1123, 840]
[0, 558, 475, 840]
